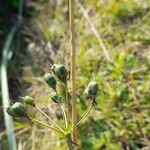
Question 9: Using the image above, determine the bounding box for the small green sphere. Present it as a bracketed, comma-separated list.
[23, 96, 34, 106]
[44, 73, 57, 89]
[51, 64, 67, 83]
[6, 107, 17, 117]
[87, 82, 98, 95]
[85, 81, 98, 100]
[50, 92, 62, 103]
[11, 102, 27, 116]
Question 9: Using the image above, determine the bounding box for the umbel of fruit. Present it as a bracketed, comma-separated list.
[6, 102, 27, 117]
[22, 96, 35, 106]
[44, 73, 57, 90]
[51, 64, 67, 83]
[85, 81, 98, 103]
[50, 92, 62, 103]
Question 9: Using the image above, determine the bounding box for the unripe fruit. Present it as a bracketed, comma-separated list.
[11, 102, 27, 116]
[44, 73, 57, 90]
[85, 81, 98, 101]
[6, 107, 17, 117]
[51, 64, 67, 83]
[23, 96, 35, 106]
[50, 92, 62, 103]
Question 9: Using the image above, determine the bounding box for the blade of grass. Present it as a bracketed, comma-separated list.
[0, 0, 24, 149]
[78, 2, 115, 65]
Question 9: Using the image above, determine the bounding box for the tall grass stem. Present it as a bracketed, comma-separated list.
[0, 0, 24, 149]
[69, 0, 77, 147]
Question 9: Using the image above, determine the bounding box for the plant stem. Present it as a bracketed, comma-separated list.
[59, 103, 68, 130]
[69, 0, 77, 147]
[35, 105, 66, 134]
[69, 101, 93, 133]
[66, 134, 74, 150]
[65, 84, 70, 123]
[29, 116, 63, 134]
[76, 102, 93, 126]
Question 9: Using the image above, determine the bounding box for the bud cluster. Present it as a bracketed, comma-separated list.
[44, 64, 68, 104]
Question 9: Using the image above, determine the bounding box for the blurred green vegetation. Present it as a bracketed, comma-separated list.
[0, 0, 150, 150]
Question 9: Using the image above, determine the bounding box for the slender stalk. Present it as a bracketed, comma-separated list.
[76, 102, 93, 126]
[29, 116, 63, 134]
[35, 105, 66, 134]
[67, 139, 74, 150]
[69, 101, 93, 133]
[56, 85, 69, 130]
[66, 134, 74, 150]
[64, 84, 69, 124]
[59, 103, 68, 130]
[69, 0, 77, 147]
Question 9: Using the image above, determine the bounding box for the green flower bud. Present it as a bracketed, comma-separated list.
[85, 82, 98, 102]
[50, 92, 62, 103]
[44, 73, 57, 90]
[51, 64, 67, 83]
[11, 102, 27, 116]
[23, 96, 35, 106]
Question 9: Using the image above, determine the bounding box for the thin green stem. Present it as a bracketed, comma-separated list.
[76, 102, 93, 126]
[69, 101, 93, 132]
[35, 105, 66, 134]
[59, 103, 68, 130]
[65, 84, 70, 123]
[66, 134, 74, 150]
[29, 116, 63, 134]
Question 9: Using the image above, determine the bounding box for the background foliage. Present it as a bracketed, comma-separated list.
[0, 0, 150, 150]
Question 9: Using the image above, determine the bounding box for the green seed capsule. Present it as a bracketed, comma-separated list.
[11, 102, 27, 116]
[6, 107, 17, 117]
[51, 64, 67, 83]
[87, 82, 98, 95]
[44, 73, 57, 90]
[23, 96, 35, 106]
[50, 92, 62, 103]
[85, 82, 98, 102]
